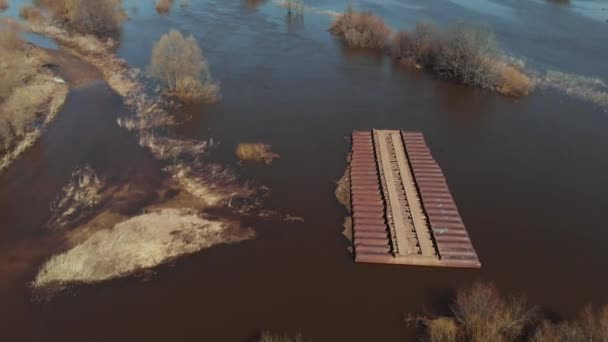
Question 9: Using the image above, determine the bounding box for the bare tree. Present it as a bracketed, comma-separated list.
[149, 30, 220, 103]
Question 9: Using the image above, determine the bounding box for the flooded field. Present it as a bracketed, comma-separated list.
[1, 0, 608, 341]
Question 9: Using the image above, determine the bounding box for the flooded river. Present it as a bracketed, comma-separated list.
[1, 0, 608, 341]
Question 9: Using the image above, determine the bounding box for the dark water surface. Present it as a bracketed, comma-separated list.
[1, 0, 608, 341]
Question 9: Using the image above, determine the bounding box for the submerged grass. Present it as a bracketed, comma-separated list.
[236, 143, 280, 164]
[34, 208, 254, 288]
[48, 166, 104, 230]
[258, 332, 306, 342]
[540, 70, 608, 110]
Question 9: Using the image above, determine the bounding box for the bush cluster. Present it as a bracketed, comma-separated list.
[33, 0, 126, 37]
[149, 30, 220, 103]
[330, 10, 533, 97]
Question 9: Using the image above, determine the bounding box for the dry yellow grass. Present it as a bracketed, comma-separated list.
[155, 0, 173, 14]
[149, 29, 220, 103]
[34, 208, 254, 288]
[259, 332, 305, 342]
[236, 143, 280, 164]
[330, 9, 391, 49]
[425, 317, 462, 342]
[498, 64, 534, 97]
[532, 305, 608, 341]
[0, 21, 68, 170]
[48, 166, 104, 230]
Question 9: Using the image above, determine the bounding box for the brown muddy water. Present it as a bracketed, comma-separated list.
[2, 0, 608, 341]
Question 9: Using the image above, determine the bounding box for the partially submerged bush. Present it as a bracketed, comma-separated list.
[33, 0, 126, 37]
[149, 29, 220, 103]
[155, 0, 173, 14]
[330, 9, 391, 49]
[258, 332, 305, 342]
[0, 0, 9, 12]
[392, 22, 533, 97]
[453, 282, 535, 341]
[236, 143, 280, 164]
[532, 305, 608, 342]
[409, 282, 536, 342]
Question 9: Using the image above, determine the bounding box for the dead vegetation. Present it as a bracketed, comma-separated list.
[330, 9, 533, 97]
[149, 29, 220, 103]
[33, 0, 127, 38]
[392, 23, 533, 97]
[258, 332, 306, 342]
[33, 208, 254, 289]
[236, 143, 280, 164]
[330, 8, 391, 49]
[48, 166, 104, 230]
[408, 282, 536, 342]
[452, 282, 535, 341]
[532, 305, 608, 342]
[540, 70, 608, 110]
[409, 282, 608, 342]
[0, 19, 68, 171]
[155, 0, 173, 14]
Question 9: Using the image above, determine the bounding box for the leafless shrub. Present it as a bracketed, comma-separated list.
[330, 9, 391, 49]
[149, 29, 220, 103]
[391, 22, 533, 97]
[155, 0, 173, 14]
[531, 320, 584, 342]
[452, 282, 536, 341]
[391, 22, 437, 68]
[33, 0, 126, 37]
[531, 305, 608, 342]
[236, 143, 280, 164]
[0, 0, 9, 12]
[431, 24, 502, 90]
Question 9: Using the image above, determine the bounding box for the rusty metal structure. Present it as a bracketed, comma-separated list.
[350, 130, 480, 268]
